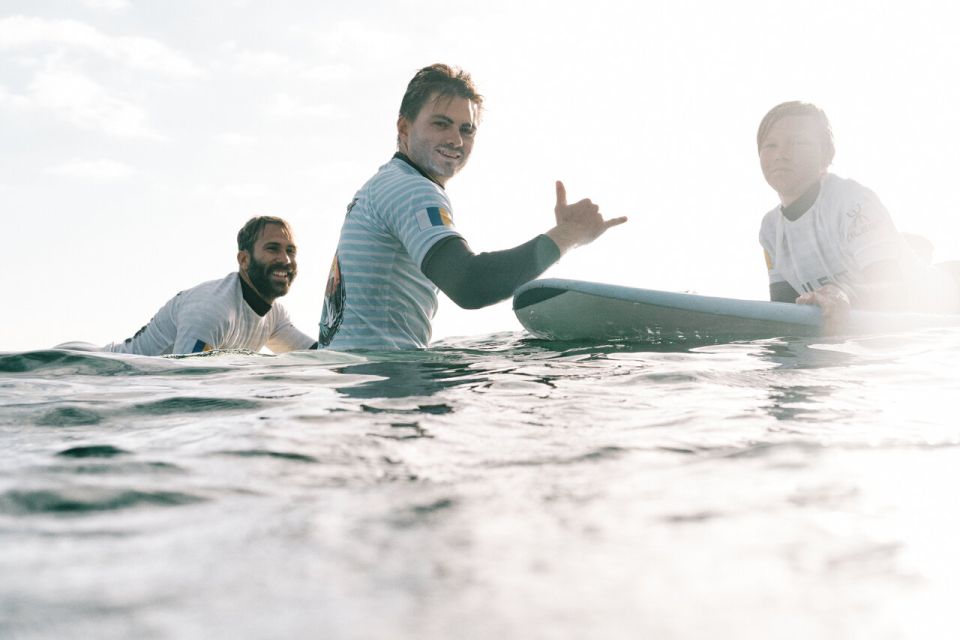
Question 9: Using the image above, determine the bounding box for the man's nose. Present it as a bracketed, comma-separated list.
[446, 129, 463, 147]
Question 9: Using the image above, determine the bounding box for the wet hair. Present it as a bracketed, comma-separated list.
[397, 63, 483, 131]
[237, 216, 291, 253]
[757, 101, 836, 166]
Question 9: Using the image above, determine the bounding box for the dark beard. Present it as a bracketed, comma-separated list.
[247, 255, 294, 300]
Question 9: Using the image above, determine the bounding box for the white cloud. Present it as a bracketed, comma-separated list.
[229, 47, 298, 75]
[117, 36, 199, 77]
[46, 158, 135, 181]
[80, 0, 130, 10]
[0, 15, 199, 77]
[221, 183, 269, 198]
[221, 42, 352, 80]
[301, 62, 353, 81]
[0, 17, 184, 138]
[300, 160, 368, 185]
[1, 69, 162, 139]
[219, 132, 258, 146]
[268, 93, 344, 119]
[292, 20, 408, 59]
[0, 82, 29, 108]
[195, 183, 270, 199]
[28, 68, 162, 139]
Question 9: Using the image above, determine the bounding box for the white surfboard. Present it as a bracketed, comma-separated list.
[512, 278, 960, 342]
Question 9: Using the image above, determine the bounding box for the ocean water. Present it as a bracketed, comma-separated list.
[3, 329, 960, 639]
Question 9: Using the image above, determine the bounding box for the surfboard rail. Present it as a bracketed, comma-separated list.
[512, 278, 960, 342]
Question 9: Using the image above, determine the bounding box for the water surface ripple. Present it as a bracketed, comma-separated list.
[2, 330, 960, 639]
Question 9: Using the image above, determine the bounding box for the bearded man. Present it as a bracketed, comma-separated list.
[105, 216, 316, 355]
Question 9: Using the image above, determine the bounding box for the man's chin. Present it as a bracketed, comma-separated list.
[427, 161, 460, 180]
[250, 276, 291, 300]
[269, 283, 291, 298]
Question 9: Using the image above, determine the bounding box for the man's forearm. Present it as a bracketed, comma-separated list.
[422, 235, 561, 309]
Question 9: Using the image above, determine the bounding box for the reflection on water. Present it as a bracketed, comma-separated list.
[2, 329, 960, 639]
[763, 384, 839, 422]
[334, 359, 480, 400]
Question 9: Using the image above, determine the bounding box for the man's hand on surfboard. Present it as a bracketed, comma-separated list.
[545, 181, 627, 254]
[796, 284, 851, 335]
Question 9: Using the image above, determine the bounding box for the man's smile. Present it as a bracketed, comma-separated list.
[270, 268, 292, 282]
[436, 146, 462, 160]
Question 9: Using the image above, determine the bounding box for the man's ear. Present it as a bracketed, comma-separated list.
[237, 250, 250, 271]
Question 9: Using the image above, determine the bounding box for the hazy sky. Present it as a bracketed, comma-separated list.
[3, 0, 960, 351]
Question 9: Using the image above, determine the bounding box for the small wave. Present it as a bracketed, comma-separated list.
[132, 396, 261, 415]
[390, 497, 458, 528]
[56, 445, 129, 458]
[407, 497, 456, 515]
[45, 461, 184, 476]
[0, 350, 140, 376]
[214, 450, 318, 463]
[488, 445, 630, 468]
[719, 441, 825, 460]
[360, 403, 453, 415]
[574, 445, 630, 462]
[35, 406, 104, 427]
[369, 421, 435, 440]
[0, 487, 204, 515]
[662, 510, 723, 524]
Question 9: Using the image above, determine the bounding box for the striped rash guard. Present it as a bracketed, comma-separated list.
[319, 154, 561, 350]
[319, 154, 461, 350]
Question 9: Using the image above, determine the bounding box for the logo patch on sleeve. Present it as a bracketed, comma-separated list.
[191, 340, 213, 353]
[416, 206, 454, 231]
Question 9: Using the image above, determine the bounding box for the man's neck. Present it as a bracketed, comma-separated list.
[238, 271, 273, 316]
[393, 152, 445, 189]
[780, 179, 822, 222]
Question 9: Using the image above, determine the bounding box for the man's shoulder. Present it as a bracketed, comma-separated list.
[818, 173, 888, 225]
[176, 273, 240, 306]
[759, 204, 782, 231]
[352, 159, 451, 233]
[367, 157, 448, 202]
[821, 173, 879, 203]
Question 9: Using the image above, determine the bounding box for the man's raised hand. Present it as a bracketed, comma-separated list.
[547, 180, 627, 254]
